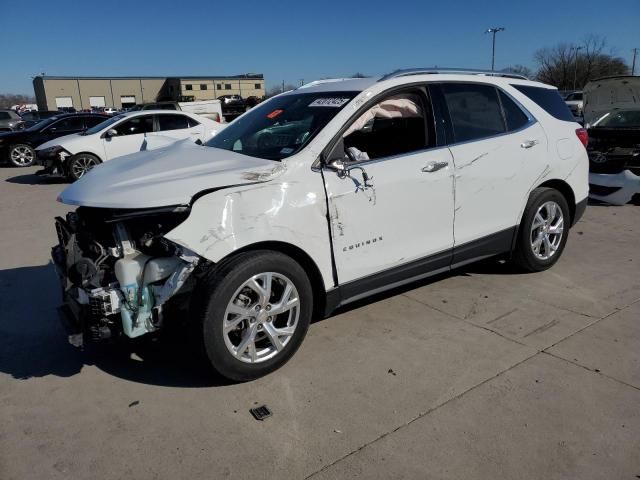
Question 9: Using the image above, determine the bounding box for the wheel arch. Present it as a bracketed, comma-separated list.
[214, 240, 328, 320]
[536, 178, 576, 223]
[511, 178, 577, 253]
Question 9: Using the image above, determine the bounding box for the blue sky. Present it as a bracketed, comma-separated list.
[2, 0, 638, 94]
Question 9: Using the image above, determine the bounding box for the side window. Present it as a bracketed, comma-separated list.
[511, 85, 574, 122]
[498, 91, 529, 131]
[187, 117, 200, 128]
[84, 116, 106, 128]
[442, 83, 506, 142]
[49, 117, 85, 132]
[115, 115, 154, 136]
[0, 112, 10, 119]
[342, 92, 429, 161]
[158, 114, 190, 131]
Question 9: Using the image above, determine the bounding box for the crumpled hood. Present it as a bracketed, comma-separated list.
[583, 76, 640, 126]
[58, 141, 285, 209]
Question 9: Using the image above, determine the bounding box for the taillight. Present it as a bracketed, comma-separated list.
[575, 128, 588, 148]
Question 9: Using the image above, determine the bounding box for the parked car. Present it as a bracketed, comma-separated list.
[0, 113, 109, 167]
[36, 110, 224, 180]
[586, 109, 640, 204]
[52, 69, 588, 381]
[583, 75, 640, 205]
[19, 110, 63, 129]
[0, 109, 25, 132]
[564, 91, 584, 118]
[218, 95, 247, 120]
[129, 100, 223, 123]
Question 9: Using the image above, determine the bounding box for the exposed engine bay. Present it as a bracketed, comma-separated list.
[52, 206, 202, 346]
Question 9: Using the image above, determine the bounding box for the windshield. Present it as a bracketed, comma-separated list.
[84, 114, 125, 135]
[593, 110, 640, 128]
[205, 91, 357, 160]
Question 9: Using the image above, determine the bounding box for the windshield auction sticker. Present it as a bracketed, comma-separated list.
[309, 98, 350, 107]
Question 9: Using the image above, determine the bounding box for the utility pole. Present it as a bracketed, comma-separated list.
[485, 27, 505, 71]
[573, 46, 583, 90]
[282, 80, 285, 93]
[632, 48, 638, 76]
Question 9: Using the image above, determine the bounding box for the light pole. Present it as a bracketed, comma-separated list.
[573, 46, 583, 90]
[632, 48, 638, 76]
[485, 27, 505, 71]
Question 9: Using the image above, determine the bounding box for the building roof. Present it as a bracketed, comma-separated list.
[36, 74, 264, 81]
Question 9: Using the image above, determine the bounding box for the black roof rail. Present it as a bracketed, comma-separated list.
[379, 68, 529, 82]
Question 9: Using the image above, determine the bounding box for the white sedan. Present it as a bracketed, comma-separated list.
[36, 110, 224, 180]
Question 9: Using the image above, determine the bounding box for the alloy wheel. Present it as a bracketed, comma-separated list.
[530, 200, 564, 260]
[71, 156, 99, 178]
[10, 146, 34, 166]
[223, 272, 300, 363]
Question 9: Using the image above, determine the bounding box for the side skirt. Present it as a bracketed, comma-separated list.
[324, 226, 516, 316]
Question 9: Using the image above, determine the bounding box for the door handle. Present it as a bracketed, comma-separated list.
[422, 161, 449, 173]
[521, 139, 539, 149]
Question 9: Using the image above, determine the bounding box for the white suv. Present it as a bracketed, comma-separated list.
[52, 69, 588, 381]
[36, 110, 223, 180]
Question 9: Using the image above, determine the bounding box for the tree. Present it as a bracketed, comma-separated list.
[534, 35, 628, 90]
[0, 93, 36, 109]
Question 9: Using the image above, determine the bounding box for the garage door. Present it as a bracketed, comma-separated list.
[55, 97, 73, 108]
[89, 96, 105, 107]
[120, 95, 136, 107]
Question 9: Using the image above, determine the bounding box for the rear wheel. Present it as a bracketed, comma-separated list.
[67, 153, 101, 181]
[513, 187, 570, 272]
[191, 251, 313, 381]
[9, 144, 36, 167]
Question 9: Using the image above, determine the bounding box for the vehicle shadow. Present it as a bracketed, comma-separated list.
[0, 257, 524, 387]
[0, 263, 228, 387]
[4, 173, 68, 185]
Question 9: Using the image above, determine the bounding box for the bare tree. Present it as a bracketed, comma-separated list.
[0, 93, 36, 109]
[534, 35, 628, 90]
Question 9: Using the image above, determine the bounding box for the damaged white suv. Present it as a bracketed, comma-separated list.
[53, 69, 589, 381]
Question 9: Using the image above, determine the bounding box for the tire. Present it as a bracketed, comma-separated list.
[512, 187, 571, 272]
[9, 144, 36, 167]
[191, 250, 313, 381]
[67, 153, 101, 181]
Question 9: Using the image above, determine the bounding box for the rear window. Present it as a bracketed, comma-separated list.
[512, 85, 574, 122]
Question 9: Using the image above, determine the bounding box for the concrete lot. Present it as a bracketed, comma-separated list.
[0, 165, 638, 479]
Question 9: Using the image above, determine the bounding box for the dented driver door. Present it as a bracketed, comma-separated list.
[323, 146, 455, 285]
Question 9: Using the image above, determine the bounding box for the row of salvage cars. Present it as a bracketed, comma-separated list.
[0, 110, 224, 180]
[583, 76, 640, 205]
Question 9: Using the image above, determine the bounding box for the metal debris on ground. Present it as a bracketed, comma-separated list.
[250, 405, 272, 421]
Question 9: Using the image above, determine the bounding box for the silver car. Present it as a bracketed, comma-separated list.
[0, 109, 24, 132]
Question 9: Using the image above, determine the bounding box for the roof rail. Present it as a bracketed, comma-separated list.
[379, 68, 529, 82]
[296, 78, 358, 89]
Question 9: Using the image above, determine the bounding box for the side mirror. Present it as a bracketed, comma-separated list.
[105, 128, 118, 138]
[324, 137, 347, 172]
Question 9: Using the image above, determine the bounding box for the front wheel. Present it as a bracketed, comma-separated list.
[67, 153, 101, 181]
[512, 187, 570, 272]
[9, 144, 36, 167]
[191, 251, 313, 381]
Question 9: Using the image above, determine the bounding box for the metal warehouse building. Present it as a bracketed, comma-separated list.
[33, 74, 266, 111]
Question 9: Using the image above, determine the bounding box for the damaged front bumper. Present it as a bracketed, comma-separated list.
[588, 170, 640, 205]
[52, 211, 200, 347]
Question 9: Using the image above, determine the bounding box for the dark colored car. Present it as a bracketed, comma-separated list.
[0, 113, 109, 167]
[587, 109, 640, 175]
[19, 110, 63, 129]
[0, 109, 24, 132]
